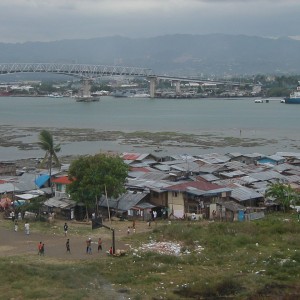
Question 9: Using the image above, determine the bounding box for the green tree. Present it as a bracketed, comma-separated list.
[67, 153, 129, 220]
[265, 181, 297, 212]
[38, 130, 61, 193]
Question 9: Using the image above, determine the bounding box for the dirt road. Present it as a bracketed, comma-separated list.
[0, 218, 152, 260]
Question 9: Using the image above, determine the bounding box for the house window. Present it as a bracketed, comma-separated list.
[56, 183, 63, 192]
[172, 191, 178, 197]
[187, 204, 198, 214]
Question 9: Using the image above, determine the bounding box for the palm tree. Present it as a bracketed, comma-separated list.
[265, 181, 297, 212]
[38, 130, 61, 193]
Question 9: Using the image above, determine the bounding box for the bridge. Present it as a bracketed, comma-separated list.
[0, 63, 153, 78]
[0, 63, 250, 98]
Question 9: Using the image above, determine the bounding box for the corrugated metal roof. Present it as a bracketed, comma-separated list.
[223, 161, 247, 170]
[250, 170, 286, 182]
[130, 167, 152, 173]
[44, 197, 76, 209]
[164, 178, 226, 192]
[219, 170, 246, 178]
[213, 178, 246, 186]
[197, 163, 224, 174]
[239, 175, 258, 184]
[227, 152, 262, 158]
[275, 152, 300, 159]
[13, 173, 38, 192]
[285, 175, 300, 183]
[198, 174, 220, 182]
[152, 164, 171, 172]
[272, 163, 297, 173]
[267, 154, 285, 161]
[136, 172, 171, 181]
[128, 171, 148, 178]
[230, 186, 263, 202]
[126, 178, 176, 193]
[99, 191, 149, 211]
[195, 153, 231, 164]
[186, 187, 232, 196]
[0, 182, 19, 193]
[121, 153, 152, 161]
[15, 193, 40, 200]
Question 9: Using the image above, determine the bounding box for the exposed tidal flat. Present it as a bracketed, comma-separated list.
[0, 96, 299, 161]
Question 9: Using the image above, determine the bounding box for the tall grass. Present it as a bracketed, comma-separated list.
[0, 213, 299, 299]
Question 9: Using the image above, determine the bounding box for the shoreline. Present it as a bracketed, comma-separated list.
[1, 125, 300, 166]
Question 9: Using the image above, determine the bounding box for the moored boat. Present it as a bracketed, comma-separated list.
[285, 81, 300, 104]
[48, 93, 63, 98]
[75, 96, 100, 102]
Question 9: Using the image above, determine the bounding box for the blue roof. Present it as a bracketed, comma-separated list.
[35, 174, 50, 188]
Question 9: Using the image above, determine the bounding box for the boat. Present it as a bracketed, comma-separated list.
[254, 99, 263, 103]
[284, 81, 300, 104]
[75, 96, 100, 102]
[48, 93, 63, 98]
[112, 89, 150, 98]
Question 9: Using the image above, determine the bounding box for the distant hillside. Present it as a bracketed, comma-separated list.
[1, 34, 300, 76]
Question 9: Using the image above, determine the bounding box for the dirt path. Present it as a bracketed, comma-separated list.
[0, 218, 153, 260]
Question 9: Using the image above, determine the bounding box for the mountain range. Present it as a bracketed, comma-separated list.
[1, 34, 300, 77]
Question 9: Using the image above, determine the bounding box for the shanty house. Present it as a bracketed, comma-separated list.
[164, 178, 232, 220]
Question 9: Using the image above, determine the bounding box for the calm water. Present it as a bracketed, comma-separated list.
[0, 96, 299, 160]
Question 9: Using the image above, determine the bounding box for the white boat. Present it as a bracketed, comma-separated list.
[48, 93, 63, 98]
[254, 99, 263, 103]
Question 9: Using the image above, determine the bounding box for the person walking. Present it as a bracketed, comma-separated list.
[63, 223, 68, 236]
[41, 243, 45, 256]
[86, 238, 92, 254]
[66, 239, 71, 253]
[14, 220, 18, 232]
[38, 241, 43, 255]
[24, 222, 30, 235]
[97, 238, 102, 253]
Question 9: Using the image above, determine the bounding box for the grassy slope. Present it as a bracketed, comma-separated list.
[0, 213, 299, 300]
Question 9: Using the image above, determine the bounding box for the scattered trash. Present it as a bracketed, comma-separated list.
[137, 241, 204, 256]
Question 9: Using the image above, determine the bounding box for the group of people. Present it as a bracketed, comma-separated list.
[13, 219, 110, 256]
[85, 237, 103, 254]
[14, 220, 30, 235]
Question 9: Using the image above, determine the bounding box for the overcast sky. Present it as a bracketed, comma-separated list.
[1, 0, 300, 43]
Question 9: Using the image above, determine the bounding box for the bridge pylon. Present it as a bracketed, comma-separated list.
[149, 75, 157, 98]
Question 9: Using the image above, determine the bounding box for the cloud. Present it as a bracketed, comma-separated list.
[0, 0, 300, 42]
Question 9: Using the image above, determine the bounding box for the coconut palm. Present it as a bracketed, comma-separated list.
[38, 130, 61, 193]
[265, 181, 297, 212]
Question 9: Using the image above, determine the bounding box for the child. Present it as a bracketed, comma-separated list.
[97, 238, 102, 252]
[66, 239, 71, 253]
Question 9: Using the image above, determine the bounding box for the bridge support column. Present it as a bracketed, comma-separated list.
[174, 80, 181, 95]
[81, 79, 92, 97]
[149, 76, 157, 98]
